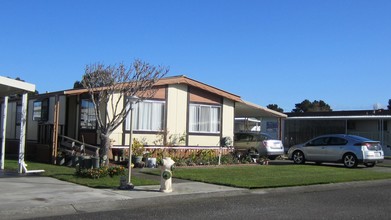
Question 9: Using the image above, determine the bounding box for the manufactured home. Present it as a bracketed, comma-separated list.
[1, 75, 286, 162]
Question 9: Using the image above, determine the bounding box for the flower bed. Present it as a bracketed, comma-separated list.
[75, 165, 126, 179]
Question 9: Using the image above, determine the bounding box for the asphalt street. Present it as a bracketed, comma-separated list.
[33, 179, 391, 220]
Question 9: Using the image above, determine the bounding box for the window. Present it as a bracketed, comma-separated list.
[257, 134, 271, 141]
[189, 104, 220, 133]
[328, 137, 348, 145]
[33, 99, 49, 121]
[235, 133, 253, 142]
[126, 100, 165, 131]
[80, 99, 96, 129]
[308, 137, 329, 146]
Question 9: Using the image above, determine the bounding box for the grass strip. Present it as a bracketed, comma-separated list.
[4, 159, 159, 188]
[143, 164, 391, 189]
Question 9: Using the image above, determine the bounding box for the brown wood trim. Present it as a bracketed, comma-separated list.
[188, 86, 221, 104]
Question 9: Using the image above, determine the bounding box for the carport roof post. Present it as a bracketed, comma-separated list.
[0, 76, 36, 172]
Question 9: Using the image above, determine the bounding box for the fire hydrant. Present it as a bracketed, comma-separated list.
[160, 157, 175, 193]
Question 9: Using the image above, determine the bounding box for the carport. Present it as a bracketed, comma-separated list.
[235, 100, 287, 138]
[0, 76, 36, 173]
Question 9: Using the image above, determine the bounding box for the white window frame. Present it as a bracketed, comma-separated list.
[126, 100, 165, 132]
[80, 99, 97, 130]
[189, 104, 221, 133]
[32, 99, 49, 121]
[33, 101, 42, 121]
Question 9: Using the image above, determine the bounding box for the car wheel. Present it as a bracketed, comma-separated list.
[343, 153, 358, 168]
[364, 162, 376, 167]
[292, 151, 305, 164]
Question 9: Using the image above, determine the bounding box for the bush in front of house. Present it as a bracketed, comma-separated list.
[75, 166, 126, 179]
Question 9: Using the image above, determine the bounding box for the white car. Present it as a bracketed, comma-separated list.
[234, 132, 285, 159]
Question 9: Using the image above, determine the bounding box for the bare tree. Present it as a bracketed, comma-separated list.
[82, 59, 169, 165]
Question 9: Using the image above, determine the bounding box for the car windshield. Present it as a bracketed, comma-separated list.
[234, 133, 272, 142]
[258, 133, 271, 141]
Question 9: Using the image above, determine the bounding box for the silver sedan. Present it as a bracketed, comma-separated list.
[287, 134, 384, 168]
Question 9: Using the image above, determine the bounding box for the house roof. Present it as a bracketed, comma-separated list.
[286, 109, 391, 120]
[63, 75, 242, 101]
[62, 75, 286, 118]
[0, 76, 36, 97]
[154, 75, 243, 102]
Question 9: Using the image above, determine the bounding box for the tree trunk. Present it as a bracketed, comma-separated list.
[100, 133, 112, 166]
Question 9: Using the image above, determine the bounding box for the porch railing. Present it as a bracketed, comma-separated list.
[58, 135, 100, 157]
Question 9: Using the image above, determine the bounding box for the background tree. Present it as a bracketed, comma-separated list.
[266, 104, 284, 113]
[292, 99, 332, 112]
[73, 81, 84, 89]
[81, 59, 169, 165]
[388, 99, 391, 110]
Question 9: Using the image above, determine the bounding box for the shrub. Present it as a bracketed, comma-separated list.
[76, 166, 126, 179]
[108, 166, 126, 177]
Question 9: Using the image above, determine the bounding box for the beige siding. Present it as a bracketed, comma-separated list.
[123, 133, 159, 146]
[188, 135, 220, 146]
[108, 93, 125, 144]
[221, 98, 234, 143]
[108, 82, 237, 148]
[166, 84, 188, 145]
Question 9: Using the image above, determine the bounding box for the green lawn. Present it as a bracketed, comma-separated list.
[143, 164, 391, 189]
[3, 159, 159, 188]
[5, 159, 391, 189]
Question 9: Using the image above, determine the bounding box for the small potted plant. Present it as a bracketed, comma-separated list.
[132, 138, 145, 167]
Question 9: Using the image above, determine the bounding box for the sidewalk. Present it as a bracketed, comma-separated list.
[0, 170, 243, 219]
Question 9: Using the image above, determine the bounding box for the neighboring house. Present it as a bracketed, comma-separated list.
[1, 75, 286, 161]
[284, 110, 391, 156]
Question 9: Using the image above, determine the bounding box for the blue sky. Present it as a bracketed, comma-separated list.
[1, 0, 390, 112]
